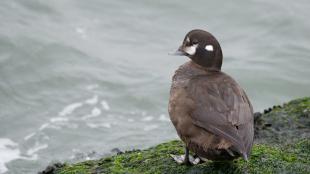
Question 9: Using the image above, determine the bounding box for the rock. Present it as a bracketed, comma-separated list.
[49, 139, 310, 174]
[40, 97, 310, 174]
[38, 163, 64, 174]
[111, 148, 123, 155]
[253, 112, 262, 122]
[254, 97, 310, 145]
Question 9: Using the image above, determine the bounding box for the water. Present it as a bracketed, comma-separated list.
[0, 0, 309, 173]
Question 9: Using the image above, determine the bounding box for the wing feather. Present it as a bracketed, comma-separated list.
[188, 74, 254, 156]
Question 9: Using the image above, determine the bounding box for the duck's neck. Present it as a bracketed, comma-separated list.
[190, 61, 221, 72]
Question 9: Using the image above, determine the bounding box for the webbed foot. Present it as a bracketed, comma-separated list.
[170, 154, 200, 165]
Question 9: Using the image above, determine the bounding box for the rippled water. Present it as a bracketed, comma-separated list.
[0, 0, 309, 173]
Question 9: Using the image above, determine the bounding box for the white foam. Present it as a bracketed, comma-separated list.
[91, 107, 101, 116]
[39, 123, 50, 131]
[86, 84, 98, 90]
[46, 124, 61, 130]
[158, 114, 170, 122]
[142, 116, 154, 122]
[24, 132, 36, 141]
[85, 95, 98, 105]
[101, 100, 110, 110]
[26, 142, 48, 156]
[50, 117, 69, 123]
[87, 123, 111, 129]
[59, 102, 83, 116]
[0, 138, 21, 173]
[82, 107, 101, 120]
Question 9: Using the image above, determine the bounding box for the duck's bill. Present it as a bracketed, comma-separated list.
[169, 50, 186, 56]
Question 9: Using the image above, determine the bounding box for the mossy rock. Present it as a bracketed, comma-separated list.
[52, 139, 310, 174]
[254, 97, 310, 145]
[41, 97, 310, 174]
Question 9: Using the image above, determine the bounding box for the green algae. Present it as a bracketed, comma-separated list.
[55, 139, 310, 174]
[45, 97, 310, 174]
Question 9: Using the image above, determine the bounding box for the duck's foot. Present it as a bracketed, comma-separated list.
[193, 154, 207, 164]
[170, 154, 201, 165]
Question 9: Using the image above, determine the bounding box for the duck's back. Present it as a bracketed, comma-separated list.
[169, 61, 254, 160]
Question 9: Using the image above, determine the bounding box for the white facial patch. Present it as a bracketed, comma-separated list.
[205, 45, 214, 51]
[184, 44, 198, 55]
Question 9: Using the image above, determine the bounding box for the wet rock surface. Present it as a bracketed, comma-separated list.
[254, 97, 310, 145]
[38, 163, 64, 174]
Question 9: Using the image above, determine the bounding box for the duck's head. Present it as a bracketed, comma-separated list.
[172, 29, 223, 71]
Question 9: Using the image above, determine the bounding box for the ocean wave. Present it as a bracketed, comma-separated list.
[85, 95, 99, 105]
[81, 107, 101, 120]
[24, 132, 36, 141]
[143, 125, 159, 131]
[87, 122, 111, 129]
[39, 123, 50, 131]
[100, 100, 110, 110]
[58, 102, 83, 117]
[50, 117, 69, 123]
[142, 116, 154, 122]
[0, 138, 21, 174]
[85, 84, 99, 91]
[26, 142, 48, 157]
[158, 114, 170, 122]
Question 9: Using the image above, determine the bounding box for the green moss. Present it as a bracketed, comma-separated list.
[56, 162, 93, 174]
[45, 97, 310, 174]
[54, 139, 310, 174]
[284, 97, 310, 116]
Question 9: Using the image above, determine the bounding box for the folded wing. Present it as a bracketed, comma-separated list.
[187, 74, 254, 158]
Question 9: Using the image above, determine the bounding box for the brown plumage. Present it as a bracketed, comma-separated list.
[169, 29, 254, 163]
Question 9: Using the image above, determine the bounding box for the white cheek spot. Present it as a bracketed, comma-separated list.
[205, 45, 214, 51]
[184, 44, 198, 55]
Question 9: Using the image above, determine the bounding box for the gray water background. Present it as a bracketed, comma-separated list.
[0, 0, 309, 173]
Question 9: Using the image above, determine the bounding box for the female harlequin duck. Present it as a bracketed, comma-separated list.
[168, 29, 254, 165]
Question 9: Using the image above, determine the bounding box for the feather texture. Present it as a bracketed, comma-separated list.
[169, 61, 254, 160]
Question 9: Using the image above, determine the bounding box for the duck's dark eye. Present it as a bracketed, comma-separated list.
[192, 39, 198, 45]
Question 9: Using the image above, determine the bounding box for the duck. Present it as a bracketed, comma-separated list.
[168, 29, 254, 165]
